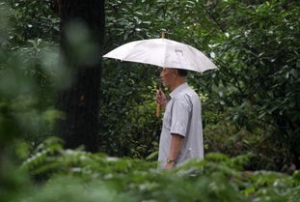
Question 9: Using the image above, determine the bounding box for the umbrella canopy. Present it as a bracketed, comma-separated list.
[103, 38, 217, 73]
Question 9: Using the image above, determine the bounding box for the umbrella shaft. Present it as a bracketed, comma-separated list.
[156, 103, 161, 117]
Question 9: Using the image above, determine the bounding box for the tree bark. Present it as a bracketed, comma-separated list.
[55, 0, 105, 152]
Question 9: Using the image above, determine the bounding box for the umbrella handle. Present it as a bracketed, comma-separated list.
[156, 87, 162, 117]
[156, 103, 161, 117]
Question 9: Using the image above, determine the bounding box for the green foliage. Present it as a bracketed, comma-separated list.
[2, 0, 300, 202]
[99, 62, 161, 157]
[0, 0, 63, 144]
[0, 5, 64, 202]
[0, 40, 63, 145]
[204, 121, 293, 172]
[7, 0, 59, 45]
[2, 0, 299, 170]
[17, 139, 300, 202]
[206, 0, 300, 168]
[21, 137, 155, 179]
[0, 160, 30, 202]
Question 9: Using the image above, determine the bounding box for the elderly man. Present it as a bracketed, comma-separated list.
[156, 68, 204, 169]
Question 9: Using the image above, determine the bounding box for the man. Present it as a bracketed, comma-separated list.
[156, 68, 204, 169]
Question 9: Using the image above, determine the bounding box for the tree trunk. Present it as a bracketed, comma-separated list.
[55, 0, 105, 152]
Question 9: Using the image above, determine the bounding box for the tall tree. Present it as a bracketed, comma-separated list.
[55, 0, 105, 152]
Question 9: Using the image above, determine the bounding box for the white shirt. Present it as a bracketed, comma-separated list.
[158, 83, 204, 168]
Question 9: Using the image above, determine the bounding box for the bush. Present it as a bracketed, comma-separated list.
[204, 120, 294, 172]
[15, 138, 300, 202]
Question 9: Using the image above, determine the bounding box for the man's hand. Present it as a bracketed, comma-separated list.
[155, 89, 167, 109]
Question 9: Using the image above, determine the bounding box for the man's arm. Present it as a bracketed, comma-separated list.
[165, 133, 184, 169]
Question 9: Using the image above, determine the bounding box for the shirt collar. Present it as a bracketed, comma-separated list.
[169, 82, 188, 99]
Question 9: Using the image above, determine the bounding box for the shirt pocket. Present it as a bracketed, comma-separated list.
[163, 110, 171, 130]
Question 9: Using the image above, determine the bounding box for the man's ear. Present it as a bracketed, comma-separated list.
[172, 69, 178, 77]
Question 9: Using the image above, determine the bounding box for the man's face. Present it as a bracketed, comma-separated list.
[160, 68, 175, 88]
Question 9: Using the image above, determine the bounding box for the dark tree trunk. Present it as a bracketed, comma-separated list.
[55, 0, 105, 152]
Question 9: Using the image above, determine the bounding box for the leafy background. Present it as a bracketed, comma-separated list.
[0, 0, 300, 201]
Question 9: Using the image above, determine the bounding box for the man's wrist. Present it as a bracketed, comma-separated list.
[167, 158, 176, 164]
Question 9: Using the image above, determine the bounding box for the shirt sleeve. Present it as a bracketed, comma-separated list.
[170, 94, 192, 137]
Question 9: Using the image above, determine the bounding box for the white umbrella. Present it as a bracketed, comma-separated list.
[103, 35, 217, 117]
[103, 37, 217, 73]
